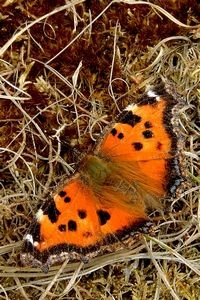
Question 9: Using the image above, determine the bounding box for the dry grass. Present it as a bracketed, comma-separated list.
[0, 0, 200, 299]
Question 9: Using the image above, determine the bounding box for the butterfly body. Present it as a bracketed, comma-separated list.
[21, 87, 184, 271]
[80, 154, 112, 186]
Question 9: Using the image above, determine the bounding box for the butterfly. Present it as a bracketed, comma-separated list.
[21, 86, 184, 272]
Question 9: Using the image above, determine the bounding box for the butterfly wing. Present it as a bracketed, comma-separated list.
[95, 90, 183, 199]
[21, 175, 148, 270]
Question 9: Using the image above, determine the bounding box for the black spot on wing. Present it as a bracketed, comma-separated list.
[42, 201, 61, 223]
[144, 121, 153, 128]
[118, 132, 124, 139]
[118, 111, 141, 127]
[58, 224, 66, 232]
[68, 220, 77, 231]
[64, 196, 71, 203]
[111, 128, 117, 136]
[58, 190, 66, 197]
[132, 142, 143, 151]
[143, 130, 153, 139]
[78, 210, 87, 219]
[97, 210, 111, 226]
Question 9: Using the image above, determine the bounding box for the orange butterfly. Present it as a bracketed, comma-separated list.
[21, 87, 183, 271]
